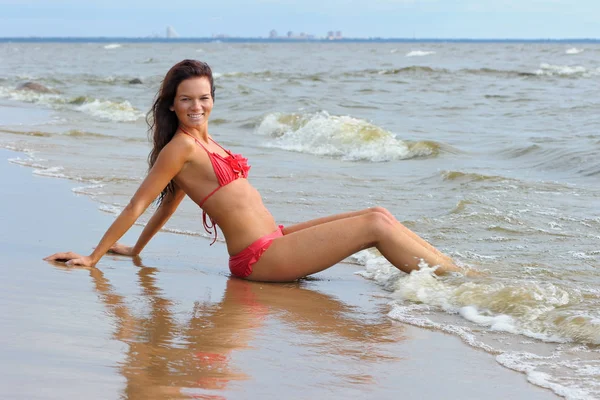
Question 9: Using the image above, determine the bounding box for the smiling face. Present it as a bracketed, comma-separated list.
[170, 76, 214, 131]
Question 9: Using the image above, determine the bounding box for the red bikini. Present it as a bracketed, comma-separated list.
[180, 128, 283, 278]
[180, 128, 250, 245]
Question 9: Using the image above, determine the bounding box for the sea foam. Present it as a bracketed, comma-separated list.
[535, 63, 599, 77]
[255, 111, 437, 162]
[76, 99, 144, 122]
[406, 50, 436, 57]
[0, 86, 144, 122]
[566, 48, 584, 55]
[353, 248, 593, 344]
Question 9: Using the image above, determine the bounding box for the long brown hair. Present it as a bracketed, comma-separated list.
[146, 59, 215, 205]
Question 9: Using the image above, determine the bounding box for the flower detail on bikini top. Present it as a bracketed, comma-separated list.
[226, 153, 250, 178]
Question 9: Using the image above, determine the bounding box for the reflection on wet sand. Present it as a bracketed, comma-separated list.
[52, 258, 403, 399]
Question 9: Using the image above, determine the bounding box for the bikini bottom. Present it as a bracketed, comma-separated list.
[228, 225, 284, 278]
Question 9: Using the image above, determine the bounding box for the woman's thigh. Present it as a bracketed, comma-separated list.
[283, 208, 390, 235]
[247, 213, 386, 282]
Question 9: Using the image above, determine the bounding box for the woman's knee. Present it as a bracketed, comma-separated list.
[368, 206, 397, 223]
[363, 210, 395, 239]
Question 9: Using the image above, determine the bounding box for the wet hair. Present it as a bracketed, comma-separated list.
[146, 59, 215, 205]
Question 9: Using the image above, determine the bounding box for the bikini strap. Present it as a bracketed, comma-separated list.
[209, 137, 232, 155]
[199, 186, 220, 208]
[202, 211, 218, 245]
[180, 128, 211, 154]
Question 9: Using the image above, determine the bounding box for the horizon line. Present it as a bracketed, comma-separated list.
[1, 36, 599, 42]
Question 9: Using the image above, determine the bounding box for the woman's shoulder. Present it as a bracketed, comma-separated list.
[164, 133, 197, 155]
[150, 134, 196, 168]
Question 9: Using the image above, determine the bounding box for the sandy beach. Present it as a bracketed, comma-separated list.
[0, 144, 559, 399]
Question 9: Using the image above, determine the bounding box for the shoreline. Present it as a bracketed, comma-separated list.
[0, 147, 559, 399]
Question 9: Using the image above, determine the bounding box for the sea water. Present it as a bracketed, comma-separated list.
[1, 41, 599, 399]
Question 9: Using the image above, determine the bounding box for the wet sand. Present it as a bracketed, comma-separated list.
[0, 147, 558, 399]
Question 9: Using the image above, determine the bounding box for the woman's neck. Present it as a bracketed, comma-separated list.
[178, 124, 209, 141]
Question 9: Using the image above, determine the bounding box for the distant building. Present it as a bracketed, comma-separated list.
[266, 30, 317, 40]
[166, 26, 179, 38]
[327, 30, 342, 40]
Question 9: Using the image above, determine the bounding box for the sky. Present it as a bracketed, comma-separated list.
[1, 0, 598, 39]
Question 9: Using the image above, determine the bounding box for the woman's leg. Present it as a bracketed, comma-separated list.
[370, 207, 455, 265]
[248, 212, 462, 282]
[284, 207, 453, 265]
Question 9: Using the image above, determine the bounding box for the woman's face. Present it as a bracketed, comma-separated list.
[170, 76, 214, 130]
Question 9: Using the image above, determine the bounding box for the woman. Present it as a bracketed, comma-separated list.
[45, 59, 466, 282]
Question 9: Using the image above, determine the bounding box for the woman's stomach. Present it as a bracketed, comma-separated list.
[202, 181, 278, 254]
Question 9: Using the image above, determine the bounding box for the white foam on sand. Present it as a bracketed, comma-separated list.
[72, 184, 105, 195]
[352, 248, 598, 399]
[98, 204, 122, 215]
[497, 352, 596, 400]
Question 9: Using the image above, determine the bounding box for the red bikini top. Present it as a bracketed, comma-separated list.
[180, 128, 250, 244]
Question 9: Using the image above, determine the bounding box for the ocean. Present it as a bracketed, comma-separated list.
[1, 41, 599, 399]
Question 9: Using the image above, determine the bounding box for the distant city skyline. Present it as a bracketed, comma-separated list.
[1, 0, 599, 39]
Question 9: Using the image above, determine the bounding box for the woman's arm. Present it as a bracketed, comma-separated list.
[110, 185, 186, 256]
[44, 138, 192, 267]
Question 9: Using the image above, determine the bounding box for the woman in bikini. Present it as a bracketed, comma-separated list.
[45, 59, 467, 281]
